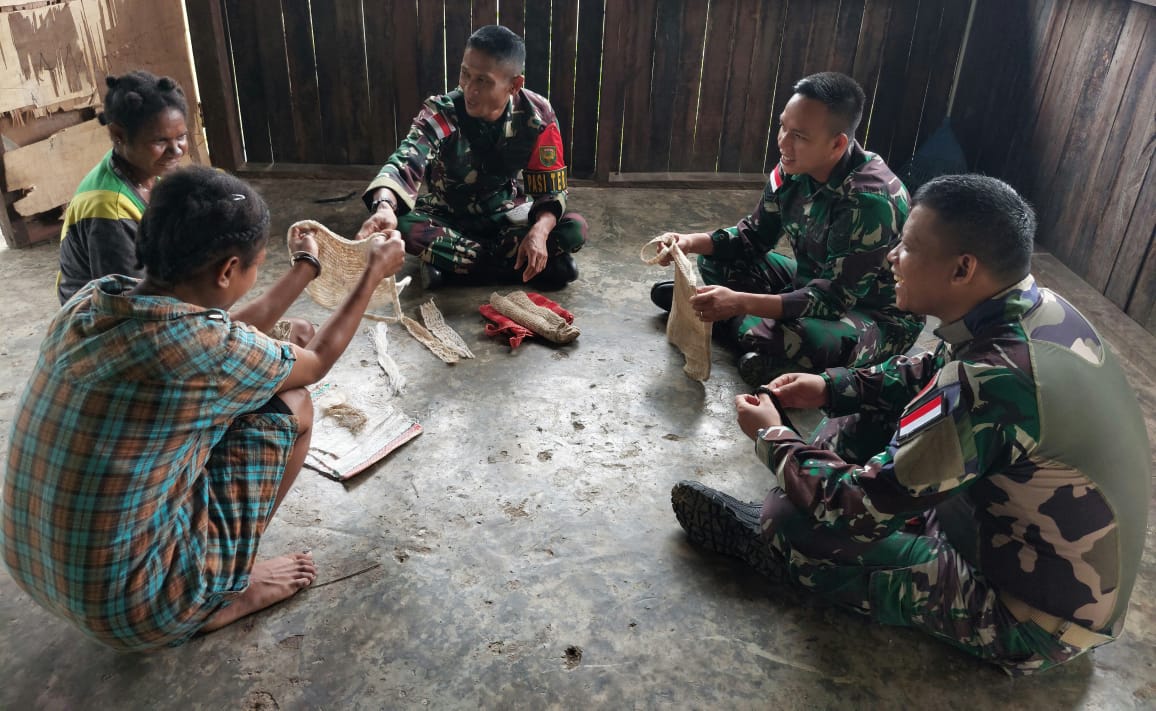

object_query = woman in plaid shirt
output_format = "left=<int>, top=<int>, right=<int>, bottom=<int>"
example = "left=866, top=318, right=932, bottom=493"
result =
left=2, top=166, right=405, bottom=650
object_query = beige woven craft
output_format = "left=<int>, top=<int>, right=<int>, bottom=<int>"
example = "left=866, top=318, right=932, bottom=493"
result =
left=490, top=290, right=580, bottom=344
left=402, top=316, right=462, bottom=363
left=641, top=235, right=711, bottom=381
left=287, top=219, right=407, bottom=320
left=419, top=299, right=474, bottom=358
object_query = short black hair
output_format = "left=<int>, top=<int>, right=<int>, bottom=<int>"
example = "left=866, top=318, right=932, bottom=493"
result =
left=792, top=72, right=866, bottom=137
left=912, top=174, right=1036, bottom=282
left=466, top=25, right=526, bottom=75
left=99, top=70, right=188, bottom=141
left=136, top=166, right=270, bottom=286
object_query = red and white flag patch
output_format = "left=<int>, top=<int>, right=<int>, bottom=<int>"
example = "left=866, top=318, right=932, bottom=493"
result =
left=426, top=112, right=453, bottom=140
left=769, top=163, right=786, bottom=192
left=898, top=393, right=947, bottom=440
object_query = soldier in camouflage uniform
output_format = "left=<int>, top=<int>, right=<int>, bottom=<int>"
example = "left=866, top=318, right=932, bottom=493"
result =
left=671, top=175, right=1150, bottom=675
left=358, top=25, right=585, bottom=290
left=651, top=72, right=921, bottom=384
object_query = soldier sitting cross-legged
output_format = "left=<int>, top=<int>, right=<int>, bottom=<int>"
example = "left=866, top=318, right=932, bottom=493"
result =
left=651, top=72, right=922, bottom=385
left=357, top=24, right=585, bottom=291
left=670, top=175, right=1151, bottom=675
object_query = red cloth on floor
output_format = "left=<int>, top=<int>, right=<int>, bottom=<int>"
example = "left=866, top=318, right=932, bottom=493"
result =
left=479, top=292, right=574, bottom=349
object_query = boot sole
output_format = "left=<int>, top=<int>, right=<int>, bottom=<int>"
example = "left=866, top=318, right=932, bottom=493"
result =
left=671, top=480, right=787, bottom=582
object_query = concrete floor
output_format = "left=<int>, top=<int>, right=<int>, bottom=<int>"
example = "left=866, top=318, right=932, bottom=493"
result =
left=0, top=183, right=1153, bottom=709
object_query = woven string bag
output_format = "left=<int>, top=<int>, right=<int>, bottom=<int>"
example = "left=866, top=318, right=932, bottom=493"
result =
left=287, top=220, right=407, bottom=321
left=641, top=236, right=711, bottom=381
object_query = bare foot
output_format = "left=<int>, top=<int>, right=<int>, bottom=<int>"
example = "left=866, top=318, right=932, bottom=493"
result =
left=200, top=552, right=317, bottom=632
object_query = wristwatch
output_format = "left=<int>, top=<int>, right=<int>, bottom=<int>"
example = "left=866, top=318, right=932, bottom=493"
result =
left=370, top=195, right=397, bottom=212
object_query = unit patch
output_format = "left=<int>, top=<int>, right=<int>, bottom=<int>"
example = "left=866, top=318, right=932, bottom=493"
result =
left=539, top=145, right=558, bottom=167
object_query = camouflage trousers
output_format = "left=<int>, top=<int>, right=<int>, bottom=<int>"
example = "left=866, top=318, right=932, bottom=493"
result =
left=756, top=412, right=1094, bottom=675
left=398, top=208, right=586, bottom=278
left=698, top=250, right=918, bottom=371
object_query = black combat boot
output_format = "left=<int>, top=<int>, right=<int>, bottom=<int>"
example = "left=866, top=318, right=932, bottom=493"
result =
left=670, top=480, right=787, bottom=582
left=532, top=253, right=579, bottom=290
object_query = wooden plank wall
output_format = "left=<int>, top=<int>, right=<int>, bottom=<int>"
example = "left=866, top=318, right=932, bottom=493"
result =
left=203, top=0, right=605, bottom=176
left=597, top=0, right=971, bottom=178
left=952, top=0, right=1156, bottom=333
left=195, top=0, right=968, bottom=180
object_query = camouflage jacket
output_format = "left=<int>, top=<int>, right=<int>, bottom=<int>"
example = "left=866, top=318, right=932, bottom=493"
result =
left=757, top=276, right=1150, bottom=632
left=363, top=88, right=568, bottom=225
left=711, top=142, right=915, bottom=328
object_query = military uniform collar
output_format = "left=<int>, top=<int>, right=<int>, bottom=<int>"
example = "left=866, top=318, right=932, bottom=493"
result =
left=934, top=275, right=1040, bottom=345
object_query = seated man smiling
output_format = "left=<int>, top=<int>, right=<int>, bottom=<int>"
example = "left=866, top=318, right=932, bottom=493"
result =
left=671, top=175, right=1150, bottom=675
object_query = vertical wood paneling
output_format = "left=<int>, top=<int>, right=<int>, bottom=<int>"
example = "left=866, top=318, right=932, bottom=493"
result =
left=523, top=2, right=551, bottom=95
left=417, top=2, right=446, bottom=97
left=223, top=0, right=271, bottom=162
left=915, top=0, right=971, bottom=149
left=741, top=0, right=787, bottom=174
left=666, top=1, right=710, bottom=171
left=690, top=0, right=739, bottom=170
left=1125, top=166, right=1156, bottom=329
left=850, top=0, right=891, bottom=150
left=643, top=0, right=686, bottom=172
left=860, top=0, right=918, bottom=160
left=473, top=0, right=498, bottom=28
left=619, top=0, right=660, bottom=172
left=186, top=0, right=243, bottom=170
left=888, top=0, right=947, bottom=166
left=389, top=2, right=422, bottom=148
left=803, top=1, right=843, bottom=78
left=203, top=0, right=975, bottom=175
left=312, top=0, right=371, bottom=164
left=827, top=0, right=866, bottom=76
left=363, top=2, right=396, bottom=163
left=550, top=0, right=581, bottom=156
left=503, top=0, right=526, bottom=37
left=569, top=1, right=604, bottom=178
left=1040, top=2, right=1132, bottom=261
left=594, top=0, right=628, bottom=180
left=445, top=1, right=472, bottom=90
left=282, top=0, right=326, bottom=164
left=717, top=0, right=763, bottom=172
left=951, top=0, right=1156, bottom=335
left=252, top=0, right=295, bottom=163
left=1085, top=9, right=1156, bottom=296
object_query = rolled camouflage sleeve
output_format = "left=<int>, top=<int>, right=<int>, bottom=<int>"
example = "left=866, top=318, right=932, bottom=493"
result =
left=779, top=191, right=903, bottom=320
left=762, top=357, right=1021, bottom=539
left=363, top=99, right=447, bottom=215
left=709, top=179, right=783, bottom=262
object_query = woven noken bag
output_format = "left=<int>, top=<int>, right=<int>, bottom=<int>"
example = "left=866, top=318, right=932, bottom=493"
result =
left=287, top=220, right=408, bottom=321
left=641, top=236, right=711, bottom=381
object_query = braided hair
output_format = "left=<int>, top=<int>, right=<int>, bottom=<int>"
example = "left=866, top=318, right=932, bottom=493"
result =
left=99, top=70, right=188, bottom=140
left=136, top=166, right=270, bottom=286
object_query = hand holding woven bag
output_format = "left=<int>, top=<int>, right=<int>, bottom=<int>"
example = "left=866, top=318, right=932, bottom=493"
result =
left=287, top=220, right=410, bottom=321
left=641, top=236, right=711, bottom=381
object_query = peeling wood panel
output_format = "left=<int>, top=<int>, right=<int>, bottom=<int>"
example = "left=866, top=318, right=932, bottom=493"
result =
left=0, top=0, right=205, bottom=220
left=3, top=118, right=107, bottom=215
